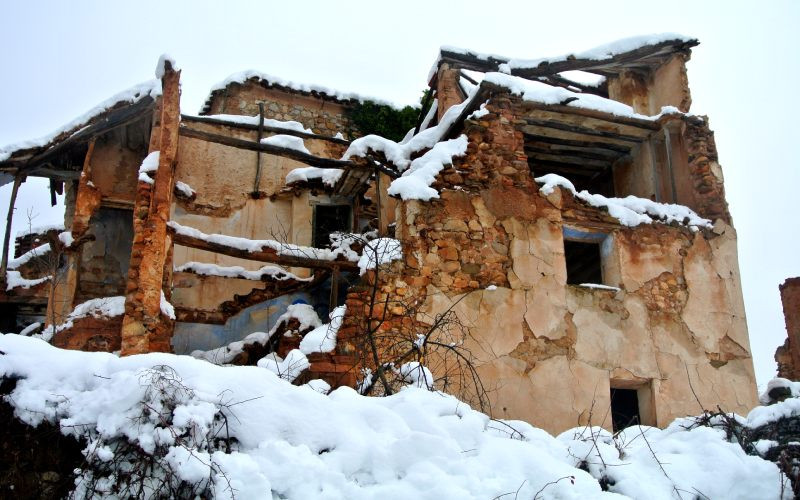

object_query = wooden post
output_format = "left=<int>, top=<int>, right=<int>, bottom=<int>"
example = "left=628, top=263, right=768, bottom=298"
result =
left=121, top=60, right=181, bottom=355
left=253, top=102, right=265, bottom=195
left=329, top=265, right=340, bottom=310
left=374, top=167, right=382, bottom=235
left=0, top=174, right=24, bottom=282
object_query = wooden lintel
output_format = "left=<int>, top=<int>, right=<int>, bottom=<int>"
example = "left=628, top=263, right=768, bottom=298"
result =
left=522, top=119, right=644, bottom=144
left=525, top=150, right=613, bottom=168
left=520, top=102, right=661, bottom=132
left=170, top=228, right=359, bottom=273
left=524, top=143, right=621, bottom=161
left=522, top=133, right=632, bottom=154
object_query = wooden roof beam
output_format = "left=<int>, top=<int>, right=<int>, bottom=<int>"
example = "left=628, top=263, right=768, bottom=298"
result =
left=179, top=125, right=399, bottom=179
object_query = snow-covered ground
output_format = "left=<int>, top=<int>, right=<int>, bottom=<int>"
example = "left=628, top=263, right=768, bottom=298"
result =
left=0, top=334, right=790, bottom=499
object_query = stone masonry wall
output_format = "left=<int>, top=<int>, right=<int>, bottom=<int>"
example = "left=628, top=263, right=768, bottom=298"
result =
left=204, top=82, right=356, bottom=138
left=776, top=277, right=800, bottom=380
left=339, top=94, right=757, bottom=434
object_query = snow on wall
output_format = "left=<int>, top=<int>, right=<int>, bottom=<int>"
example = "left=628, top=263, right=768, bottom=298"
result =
left=154, top=53, right=179, bottom=79
left=535, top=173, right=712, bottom=229
left=483, top=72, right=681, bottom=121
left=206, top=70, right=405, bottom=109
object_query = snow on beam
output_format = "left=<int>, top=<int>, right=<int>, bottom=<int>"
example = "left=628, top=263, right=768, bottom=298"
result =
left=433, top=35, right=698, bottom=81
left=168, top=223, right=359, bottom=272
left=178, top=125, right=399, bottom=178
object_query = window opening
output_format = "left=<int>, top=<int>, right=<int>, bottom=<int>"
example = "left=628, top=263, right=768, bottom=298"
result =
left=564, top=239, right=602, bottom=285
left=313, top=205, right=351, bottom=248
left=610, top=388, right=641, bottom=432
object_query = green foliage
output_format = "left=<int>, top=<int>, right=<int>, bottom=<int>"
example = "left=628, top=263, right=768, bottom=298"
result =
left=347, top=90, right=431, bottom=142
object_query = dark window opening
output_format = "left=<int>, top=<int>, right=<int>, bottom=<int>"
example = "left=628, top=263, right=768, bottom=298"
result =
left=313, top=205, right=351, bottom=248
left=564, top=240, right=602, bottom=285
left=610, top=388, right=641, bottom=432
left=529, top=164, right=615, bottom=197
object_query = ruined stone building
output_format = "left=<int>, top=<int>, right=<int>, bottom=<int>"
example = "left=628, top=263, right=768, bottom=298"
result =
left=776, top=277, right=800, bottom=380
left=0, top=35, right=758, bottom=434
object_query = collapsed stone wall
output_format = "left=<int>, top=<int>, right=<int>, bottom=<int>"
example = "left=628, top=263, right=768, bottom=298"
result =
left=339, top=95, right=757, bottom=433
left=776, top=277, right=800, bottom=380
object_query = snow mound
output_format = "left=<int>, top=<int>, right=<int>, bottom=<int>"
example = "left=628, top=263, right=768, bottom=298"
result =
left=0, top=335, right=787, bottom=499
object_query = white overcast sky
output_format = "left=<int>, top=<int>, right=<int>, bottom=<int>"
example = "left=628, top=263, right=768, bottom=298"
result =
left=1, top=0, right=798, bottom=388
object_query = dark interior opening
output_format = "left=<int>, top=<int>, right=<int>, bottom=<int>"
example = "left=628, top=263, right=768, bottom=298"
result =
left=529, top=164, right=615, bottom=197
left=610, top=388, right=641, bottom=432
left=564, top=240, right=602, bottom=285
left=313, top=205, right=351, bottom=248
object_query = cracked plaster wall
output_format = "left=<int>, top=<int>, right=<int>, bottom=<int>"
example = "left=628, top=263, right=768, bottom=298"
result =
left=349, top=96, right=757, bottom=434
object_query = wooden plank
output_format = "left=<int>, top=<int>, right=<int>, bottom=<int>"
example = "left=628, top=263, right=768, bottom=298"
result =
left=529, top=161, right=604, bottom=178
left=522, top=119, right=644, bottom=144
left=524, top=142, right=622, bottom=160
left=181, top=114, right=350, bottom=145
left=170, top=228, right=359, bottom=272
left=524, top=150, right=614, bottom=168
left=524, top=107, right=658, bottom=137
left=522, top=133, right=632, bottom=153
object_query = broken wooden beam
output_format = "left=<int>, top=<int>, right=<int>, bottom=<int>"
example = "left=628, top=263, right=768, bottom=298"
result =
left=0, top=174, right=24, bottom=281
left=169, top=228, right=359, bottom=273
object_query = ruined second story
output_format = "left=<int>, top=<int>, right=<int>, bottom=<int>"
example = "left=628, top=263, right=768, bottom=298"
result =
left=0, top=35, right=757, bottom=434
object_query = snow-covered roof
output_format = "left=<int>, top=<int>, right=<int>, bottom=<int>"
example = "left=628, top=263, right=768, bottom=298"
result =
left=482, top=72, right=682, bottom=122
left=200, top=70, right=404, bottom=115
left=429, top=33, right=697, bottom=82
left=0, top=80, right=161, bottom=165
